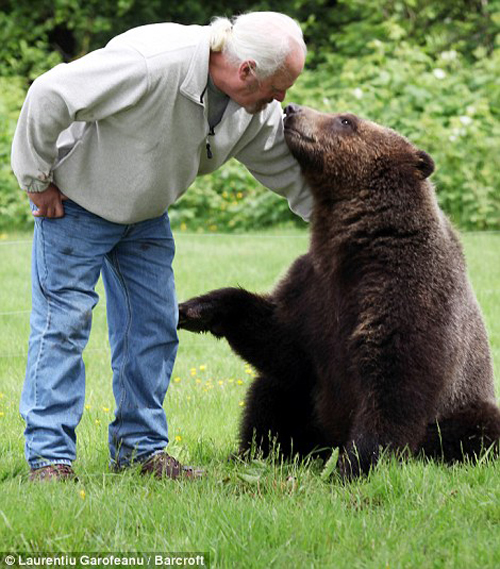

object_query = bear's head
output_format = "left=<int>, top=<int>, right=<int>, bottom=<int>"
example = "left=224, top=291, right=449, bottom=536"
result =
left=284, top=104, right=434, bottom=203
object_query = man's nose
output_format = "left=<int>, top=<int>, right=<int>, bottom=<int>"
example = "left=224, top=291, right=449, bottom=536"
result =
left=274, top=91, right=286, bottom=103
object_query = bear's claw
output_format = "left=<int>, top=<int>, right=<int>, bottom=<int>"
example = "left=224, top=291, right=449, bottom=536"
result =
left=178, top=300, right=215, bottom=333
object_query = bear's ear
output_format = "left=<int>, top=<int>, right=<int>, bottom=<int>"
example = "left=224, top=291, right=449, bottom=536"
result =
left=415, top=150, right=435, bottom=179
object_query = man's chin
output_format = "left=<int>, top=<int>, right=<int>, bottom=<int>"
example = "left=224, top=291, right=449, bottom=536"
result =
left=244, top=102, right=269, bottom=115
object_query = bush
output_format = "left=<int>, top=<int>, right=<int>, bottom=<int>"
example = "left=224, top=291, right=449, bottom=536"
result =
left=0, top=77, right=33, bottom=230
left=1, top=25, right=499, bottom=231
left=169, top=162, right=303, bottom=233
left=178, top=40, right=500, bottom=232
left=289, top=42, right=500, bottom=230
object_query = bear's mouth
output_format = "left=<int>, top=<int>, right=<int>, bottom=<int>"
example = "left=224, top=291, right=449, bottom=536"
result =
left=284, top=127, right=316, bottom=144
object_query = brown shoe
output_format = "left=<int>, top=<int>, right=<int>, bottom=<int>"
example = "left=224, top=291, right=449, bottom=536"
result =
left=29, top=464, right=77, bottom=482
left=140, top=452, right=204, bottom=480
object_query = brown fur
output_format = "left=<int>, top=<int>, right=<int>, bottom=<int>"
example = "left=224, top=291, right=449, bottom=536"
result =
left=178, top=104, right=500, bottom=479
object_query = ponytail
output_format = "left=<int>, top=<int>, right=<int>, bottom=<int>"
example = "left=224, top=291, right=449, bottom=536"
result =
left=209, top=17, right=233, bottom=52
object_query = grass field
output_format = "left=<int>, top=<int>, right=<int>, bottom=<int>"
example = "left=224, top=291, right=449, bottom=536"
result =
left=0, top=229, right=499, bottom=569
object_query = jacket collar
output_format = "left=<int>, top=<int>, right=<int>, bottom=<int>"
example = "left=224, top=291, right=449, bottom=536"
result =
left=179, top=27, right=246, bottom=123
left=180, top=29, right=211, bottom=106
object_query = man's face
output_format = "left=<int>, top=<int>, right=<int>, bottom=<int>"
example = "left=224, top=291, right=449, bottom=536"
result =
left=237, top=49, right=305, bottom=114
left=240, top=72, right=295, bottom=114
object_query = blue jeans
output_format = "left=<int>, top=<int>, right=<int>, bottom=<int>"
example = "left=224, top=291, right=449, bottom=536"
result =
left=20, top=200, right=178, bottom=469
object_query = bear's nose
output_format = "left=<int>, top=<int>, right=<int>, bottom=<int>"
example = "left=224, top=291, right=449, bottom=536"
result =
left=284, top=103, right=302, bottom=117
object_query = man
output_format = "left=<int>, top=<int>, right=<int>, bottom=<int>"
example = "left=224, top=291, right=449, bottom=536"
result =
left=11, top=12, right=312, bottom=482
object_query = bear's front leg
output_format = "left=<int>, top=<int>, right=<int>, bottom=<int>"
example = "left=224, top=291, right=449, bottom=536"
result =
left=179, top=287, right=309, bottom=380
left=178, top=287, right=274, bottom=338
left=179, top=287, right=284, bottom=375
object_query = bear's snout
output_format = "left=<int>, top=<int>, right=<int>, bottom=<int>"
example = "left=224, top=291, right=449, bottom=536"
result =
left=283, top=103, right=302, bottom=134
left=284, top=103, right=302, bottom=118
left=284, top=107, right=318, bottom=149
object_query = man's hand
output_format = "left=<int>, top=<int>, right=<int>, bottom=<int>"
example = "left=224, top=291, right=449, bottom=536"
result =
left=28, top=183, right=68, bottom=218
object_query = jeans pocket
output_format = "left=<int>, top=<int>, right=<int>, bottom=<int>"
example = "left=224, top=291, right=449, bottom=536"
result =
left=62, top=198, right=78, bottom=210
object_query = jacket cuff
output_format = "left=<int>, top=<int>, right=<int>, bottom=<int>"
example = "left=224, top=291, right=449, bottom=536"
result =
left=23, top=178, right=51, bottom=193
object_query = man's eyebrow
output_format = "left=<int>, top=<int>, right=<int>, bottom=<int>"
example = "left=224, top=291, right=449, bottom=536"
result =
left=272, top=81, right=291, bottom=92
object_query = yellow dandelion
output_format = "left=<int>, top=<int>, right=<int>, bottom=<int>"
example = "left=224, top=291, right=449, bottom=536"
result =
left=237, top=379, right=244, bottom=385
left=0, top=393, right=4, bottom=399
left=85, top=404, right=91, bottom=410
left=0, top=412, right=4, bottom=417
left=190, top=368, right=197, bottom=376
left=102, top=406, right=110, bottom=412
left=175, top=435, right=182, bottom=442
left=199, top=365, right=207, bottom=371
left=79, top=489, right=86, bottom=500
left=173, top=377, right=181, bottom=383
left=239, top=401, right=245, bottom=407
left=95, top=419, right=101, bottom=425
left=237, top=192, right=244, bottom=199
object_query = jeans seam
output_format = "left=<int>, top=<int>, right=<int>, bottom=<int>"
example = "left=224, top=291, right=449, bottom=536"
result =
left=28, top=220, right=52, bottom=462
left=108, top=249, right=133, bottom=455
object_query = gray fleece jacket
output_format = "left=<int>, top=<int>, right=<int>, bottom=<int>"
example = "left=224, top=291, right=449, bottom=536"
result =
left=11, top=23, right=313, bottom=224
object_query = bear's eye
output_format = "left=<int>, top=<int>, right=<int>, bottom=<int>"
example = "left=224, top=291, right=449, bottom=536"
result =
left=333, top=115, right=356, bottom=132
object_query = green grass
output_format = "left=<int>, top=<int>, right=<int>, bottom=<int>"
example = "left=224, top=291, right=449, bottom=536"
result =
left=0, top=229, right=499, bottom=569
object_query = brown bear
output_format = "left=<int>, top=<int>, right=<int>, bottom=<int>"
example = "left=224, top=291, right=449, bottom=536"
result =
left=178, top=103, right=500, bottom=479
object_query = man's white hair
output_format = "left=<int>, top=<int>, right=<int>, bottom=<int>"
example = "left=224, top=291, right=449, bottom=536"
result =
left=209, top=12, right=306, bottom=79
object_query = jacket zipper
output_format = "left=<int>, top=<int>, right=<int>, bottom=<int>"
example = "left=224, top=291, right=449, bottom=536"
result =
left=200, top=86, right=214, bottom=160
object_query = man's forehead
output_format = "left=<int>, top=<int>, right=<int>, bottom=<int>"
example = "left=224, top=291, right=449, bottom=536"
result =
left=276, top=49, right=304, bottom=86
left=287, top=46, right=306, bottom=74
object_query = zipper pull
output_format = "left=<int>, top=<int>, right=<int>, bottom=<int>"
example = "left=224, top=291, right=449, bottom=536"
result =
left=206, top=126, right=215, bottom=159
left=206, top=141, right=213, bottom=159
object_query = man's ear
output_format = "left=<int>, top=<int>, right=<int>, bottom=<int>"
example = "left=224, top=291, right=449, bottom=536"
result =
left=238, top=60, right=256, bottom=81
left=415, top=150, right=435, bottom=179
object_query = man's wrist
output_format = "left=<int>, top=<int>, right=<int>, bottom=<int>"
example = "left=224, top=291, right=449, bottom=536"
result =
left=24, top=180, right=51, bottom=193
